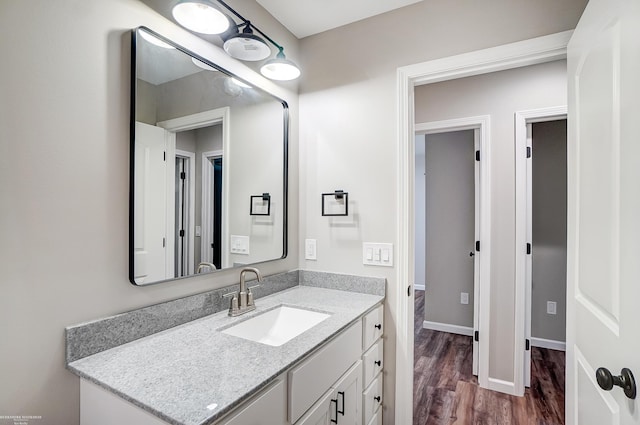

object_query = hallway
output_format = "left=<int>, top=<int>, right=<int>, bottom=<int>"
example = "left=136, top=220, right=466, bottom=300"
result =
left=413, top=291, right=565, bottom=425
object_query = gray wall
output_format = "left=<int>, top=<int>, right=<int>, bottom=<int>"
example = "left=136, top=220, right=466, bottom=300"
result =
left=531, top=120, right=567, bottom=342
left=423, top=130, right=475, bottom=328
left=0, top=1, right=299, bottom=424
left=299, top=0, right=586, bottom=417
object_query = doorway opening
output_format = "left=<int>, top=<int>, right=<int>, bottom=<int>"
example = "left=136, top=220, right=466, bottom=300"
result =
left=515, top=108, right=568, bottom=391
left=174, top=151, right=195, bottom=277
left=395, top=32, right=573, bottom=424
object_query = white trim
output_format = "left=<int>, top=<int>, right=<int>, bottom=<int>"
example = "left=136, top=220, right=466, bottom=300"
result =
left=413, top=284, right=425, bottom=291
left=487, top=378, right=517, bottom=395
left=164, top=131, right=176, bottom=280
left=157, top=107, right=231, bottom=271
left=530, top=337, right=567, bottom=351
left=175, top=149, right=196, bottom=276
left=415, top=116, right=490, bottom=379
left=201, top=150, right=226, bottom=268
left=396, top=32, right=572, bottom=422
left=514, top=106, right=567, bottom=389
left=422, top=321, right=474, bottom=337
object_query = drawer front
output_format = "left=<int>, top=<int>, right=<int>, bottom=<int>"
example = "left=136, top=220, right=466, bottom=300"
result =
left=362, top=304, right=384, bottom=351
left=362, top=376, right=383, bottom=425
left=366, top=406, right=382, bottom=425
left=219, top=377, right=287, bottom=425
left=362, top=339, right=384, bottom=388
left=289, top=321, right=363, bottom=424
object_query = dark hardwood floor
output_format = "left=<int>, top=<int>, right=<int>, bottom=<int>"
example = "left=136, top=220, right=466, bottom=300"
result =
left=413, top=290, right=565, bottom=425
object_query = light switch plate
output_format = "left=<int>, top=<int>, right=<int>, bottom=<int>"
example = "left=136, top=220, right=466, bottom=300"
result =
left=363, top=243, right=393, bottom=267
left=305, top=239, right=317, bottom=260
left=230, top=235, right=250, bottom=255
left=460, top=292, right=469, bottom=305
left=547, top=301, right=557, bottom=315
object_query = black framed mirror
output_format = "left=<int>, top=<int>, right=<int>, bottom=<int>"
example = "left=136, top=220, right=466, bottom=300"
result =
left=129, top=27, right=288, bottom=285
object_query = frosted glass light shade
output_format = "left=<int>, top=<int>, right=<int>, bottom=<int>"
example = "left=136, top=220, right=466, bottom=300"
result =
left=140, top=30, right=175, bottom=49
left=172, top=1, right=230, bottom=34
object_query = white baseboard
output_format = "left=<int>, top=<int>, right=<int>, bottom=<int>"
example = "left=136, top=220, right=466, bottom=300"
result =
left=422, top=320, right=473, bottom=337
left=414, top=284, right=425, bottom=291
left=487, top=377, right=518, bottom=396
left=530, top=337, right=566, bottom=351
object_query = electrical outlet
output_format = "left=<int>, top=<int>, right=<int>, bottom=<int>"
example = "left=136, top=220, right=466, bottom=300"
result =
left=305, top=239, right=317, bottom=260
left=547, top=301, right=557, bottom=315
left=460, top=292, right=469, bottom=305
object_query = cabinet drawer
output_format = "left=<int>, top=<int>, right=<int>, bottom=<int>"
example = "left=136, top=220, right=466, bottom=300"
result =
left=219, top=376, right=287, bottom=425
left=362, top=339, right=384, bottom=388
left=363, top=375, right=383, bottom=425
left=289, top=321, right=363, bottom=424
left=362, top=304, right=384, bottom=351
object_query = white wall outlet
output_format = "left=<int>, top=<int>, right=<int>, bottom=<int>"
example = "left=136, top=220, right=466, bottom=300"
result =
left=363, top=243, right=393, bottom=267
left=460, top=292, right=469, bottom=305
left=230, top=235, right=250, bottom=255
left=547, top=301, right=557, bottom=315
left=195, top=226, right=201, bottom=237
left=305, top=239, right=317, bottom=260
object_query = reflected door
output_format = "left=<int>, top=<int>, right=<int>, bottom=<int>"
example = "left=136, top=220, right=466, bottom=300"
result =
left=133, top=122, right=168, bottom=283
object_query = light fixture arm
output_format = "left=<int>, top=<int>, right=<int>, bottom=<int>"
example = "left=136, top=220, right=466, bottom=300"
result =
left=214, top=0, right=284, bottom=52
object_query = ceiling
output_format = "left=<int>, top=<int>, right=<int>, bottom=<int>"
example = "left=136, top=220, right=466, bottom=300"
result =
left=255, top=0, right=424, bottom=38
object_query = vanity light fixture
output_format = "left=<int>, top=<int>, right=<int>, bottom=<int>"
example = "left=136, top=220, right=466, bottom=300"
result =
left=260, top=47, right=301, bottom=81
left=223, top=22, right=271, bottom=61
left=171, top=0, right=301, bottom=81
left=172, top=0, right=230, bottom=35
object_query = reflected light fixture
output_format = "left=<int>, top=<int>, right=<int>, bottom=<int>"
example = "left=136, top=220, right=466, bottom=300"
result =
left=172, top=0, right=230, bottom=35
left=191, top=57, right=219, bottom=71
left=223, top=22, right=271, bottom=61
left=171, top=0, right=301, bottom=81
left=140, top=30, right=175, bottom=49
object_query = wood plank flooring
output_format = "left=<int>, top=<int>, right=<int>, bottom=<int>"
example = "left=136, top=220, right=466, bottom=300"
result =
left=413, top=290, right=565, bottom=425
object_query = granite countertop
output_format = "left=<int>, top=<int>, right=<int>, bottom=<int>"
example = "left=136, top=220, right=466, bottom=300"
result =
left=68, top=286, right=384, bottom=425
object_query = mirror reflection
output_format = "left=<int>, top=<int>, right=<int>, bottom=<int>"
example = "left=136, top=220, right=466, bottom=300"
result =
left=131, top=27, right=288, bottom=285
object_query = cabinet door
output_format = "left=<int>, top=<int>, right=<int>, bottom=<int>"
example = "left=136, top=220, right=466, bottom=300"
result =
left=295, top=388, right=335, bottom=425
left=333, top=361, right=362, bottom=425
left=219, top=377, right=287, bottom=425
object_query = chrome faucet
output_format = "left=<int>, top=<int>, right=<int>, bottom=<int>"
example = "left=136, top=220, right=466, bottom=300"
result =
left=227, top=267, right=262, bottom=316
left=196, top=262, right=217, bottom=273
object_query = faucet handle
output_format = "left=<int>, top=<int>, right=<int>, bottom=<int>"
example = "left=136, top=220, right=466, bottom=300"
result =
left=223, top=292, right=239, bottom=312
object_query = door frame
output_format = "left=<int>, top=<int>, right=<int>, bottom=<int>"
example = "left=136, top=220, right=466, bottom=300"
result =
left=202, top=150, right=225, bottom=268
left=157, top=107, right=231, bottom=272
left=415, top=116, right=491, bottom=379
left=395, top=30, right=573, bottom=422
left=514, top=106, right=567, bottom=387
left=175, top=150, right=196, bottom=276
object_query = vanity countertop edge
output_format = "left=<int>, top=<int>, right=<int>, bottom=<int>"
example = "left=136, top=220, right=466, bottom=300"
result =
left=67, top=285, right=384, bottom=425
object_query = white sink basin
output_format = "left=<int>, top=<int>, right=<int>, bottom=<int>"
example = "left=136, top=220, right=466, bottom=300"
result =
left=221, top=306, right=331, bottom=346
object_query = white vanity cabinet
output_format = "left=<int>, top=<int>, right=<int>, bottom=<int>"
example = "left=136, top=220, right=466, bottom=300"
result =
left=294, top=361, right=362, bottom=425
left=218, top=376, right=288, bottom=425
left=78, top=302, right=384, bottom=425
left=361, top=304, right=384, bottom=425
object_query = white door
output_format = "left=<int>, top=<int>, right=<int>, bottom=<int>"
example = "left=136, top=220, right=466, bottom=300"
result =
left=566, top=0, right=640, bottom=424
left=133, top=122, right=167, bottom=284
